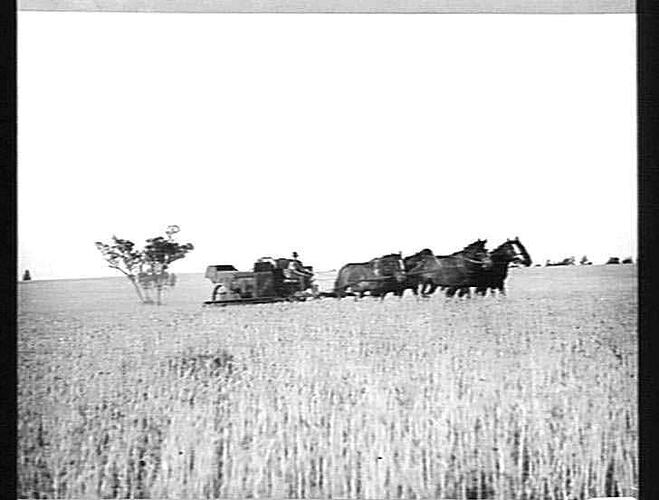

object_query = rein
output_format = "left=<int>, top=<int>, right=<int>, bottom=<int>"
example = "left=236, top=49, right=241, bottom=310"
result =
left=461, top=256, right=490, bottom=266
left=349, top=276, right=397, bottom=283
left=405, top=256, right=487, bottom=277
left=439, top=254, right=490, bottom=266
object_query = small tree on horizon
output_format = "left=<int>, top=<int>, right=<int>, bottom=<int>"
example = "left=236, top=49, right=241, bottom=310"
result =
left=95, top=225, right=194, bottom=305
left=580, top=255, right=592, bottom=265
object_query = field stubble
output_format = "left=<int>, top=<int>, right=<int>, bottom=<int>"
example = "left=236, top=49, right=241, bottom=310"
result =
left=18, top=266, right=637, bottom=499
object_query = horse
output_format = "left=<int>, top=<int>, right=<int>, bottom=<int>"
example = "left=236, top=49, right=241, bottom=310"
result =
left=402, top=248, right=435, bottom=297
left=439, top=239, right=494, bottom=297
left=334, top=253, right=406, bottom=300
left=408, top=240, right=493, bottom=297
left=474, top=237, right=532, bottom=296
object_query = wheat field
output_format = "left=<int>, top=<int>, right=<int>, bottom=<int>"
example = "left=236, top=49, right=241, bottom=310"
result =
left=18, top=265, right=637, bottom=499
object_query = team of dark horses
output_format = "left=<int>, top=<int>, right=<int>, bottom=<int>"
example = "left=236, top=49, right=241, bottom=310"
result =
left=333, top=238, right=532, bottom=300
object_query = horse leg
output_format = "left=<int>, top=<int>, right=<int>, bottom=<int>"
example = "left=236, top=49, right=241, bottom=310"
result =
left=426, top=279, right=439, bottom=296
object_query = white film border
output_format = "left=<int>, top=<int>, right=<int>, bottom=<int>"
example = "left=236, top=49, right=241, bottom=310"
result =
left=18, top=0, right=634, bottom=14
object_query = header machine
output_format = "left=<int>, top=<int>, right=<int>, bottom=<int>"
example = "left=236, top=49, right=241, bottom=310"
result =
left=204, top=257, right=314, bottom=306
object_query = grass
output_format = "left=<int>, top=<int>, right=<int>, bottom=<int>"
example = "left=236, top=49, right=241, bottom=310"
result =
left=18, top=265, right=637, bottom=499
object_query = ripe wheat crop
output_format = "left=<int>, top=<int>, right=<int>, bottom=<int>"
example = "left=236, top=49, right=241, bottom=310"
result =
left=18, top=266, right=637, bottom=499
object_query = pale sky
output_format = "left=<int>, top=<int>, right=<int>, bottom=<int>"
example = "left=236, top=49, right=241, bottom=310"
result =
left=18, top=13, right=636, bottom=280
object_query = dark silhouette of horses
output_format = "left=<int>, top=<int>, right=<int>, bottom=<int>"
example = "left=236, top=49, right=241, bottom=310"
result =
left=622, top=257, right=633, bottom=264
left=407, top=240, right=493, bottom=298
left=334, top=253, right=406, bottom=300
left=606, top=257, right=620, bottom=265
left=474, top=237, right=532, bottom=296
left=441, top=240, right=496, bottom=297
left=402, top=248, right=435, bottom=296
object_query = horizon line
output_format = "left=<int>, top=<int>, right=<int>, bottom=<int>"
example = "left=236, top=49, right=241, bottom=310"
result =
left=17, top=262, right=636, bottom=283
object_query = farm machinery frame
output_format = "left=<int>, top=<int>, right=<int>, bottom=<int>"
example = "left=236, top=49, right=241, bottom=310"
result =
left=204, top=258, right=315, bottom=306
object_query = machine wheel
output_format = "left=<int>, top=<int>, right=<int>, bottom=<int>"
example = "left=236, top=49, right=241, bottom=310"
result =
left=212, top=285, right=225, bottom=302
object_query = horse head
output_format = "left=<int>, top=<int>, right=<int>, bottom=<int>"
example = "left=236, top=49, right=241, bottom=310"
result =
left=511, top=237, right=532, bottom=266
left=463, top=240, right=492, bottom=270
left=463, top=239, right=487, bottom=252
left=404, top=248, right=433, bottom=271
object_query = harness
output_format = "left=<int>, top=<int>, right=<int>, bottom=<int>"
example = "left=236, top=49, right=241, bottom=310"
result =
left=340, top=252, right=489, bottom=287
left=410, top=254, right=487, bottom=269
left=462, top=255, right=490, bottom=266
